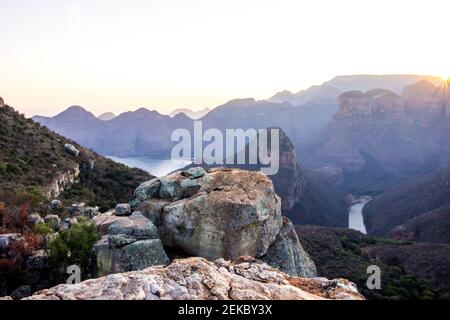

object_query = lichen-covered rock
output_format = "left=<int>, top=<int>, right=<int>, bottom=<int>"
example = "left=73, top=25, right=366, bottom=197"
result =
left=93, top=212, right=168, bottom=276
left=108, top=212, right=159, bottom=240
left=134, top=178, right=161, bottom=202
left=25, top=256, right=364, bottom=300
left=115, top=203, right=131, bottom=216
left=261, top=217, right=316, bottom=277
left=92, top=211, right=122, bottom=234
left=94, top=236, right=169, bottom=277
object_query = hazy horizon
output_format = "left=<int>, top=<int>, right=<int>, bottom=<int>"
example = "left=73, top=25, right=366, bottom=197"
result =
left=1, top=0, right=449, bottom=117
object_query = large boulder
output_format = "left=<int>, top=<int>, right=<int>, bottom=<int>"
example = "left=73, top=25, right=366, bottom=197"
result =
left=261, top=217, right=317, bottom=277
left=137, top=168, right=283, bottom=261
left=25, top=256, right=364, bottom=300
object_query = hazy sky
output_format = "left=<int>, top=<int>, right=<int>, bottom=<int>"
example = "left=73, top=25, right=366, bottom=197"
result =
left=1, top=0, right=449, bottom=117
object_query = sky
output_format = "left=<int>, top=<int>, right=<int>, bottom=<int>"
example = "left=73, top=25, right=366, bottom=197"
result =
left=0, top=0, right=449, bottom=117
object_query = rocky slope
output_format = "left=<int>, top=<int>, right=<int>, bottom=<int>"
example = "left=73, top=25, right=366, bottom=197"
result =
left=388, top=206, right=450, bottom=244
left=363, top=164, right=450, bottom=237
left=24, top=256, right=363, bottom=300
left=0, top=103, right=151, bottom=209
left=296, top=225, right=450, bottom=300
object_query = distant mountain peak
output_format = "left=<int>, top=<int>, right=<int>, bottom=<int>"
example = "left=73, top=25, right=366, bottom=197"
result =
left=54, top=105, right=97, bottom=121
left=97, top=112, right=116, bottom=121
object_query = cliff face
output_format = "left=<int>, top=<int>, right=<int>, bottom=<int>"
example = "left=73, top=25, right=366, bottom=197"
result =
left=25, top=256, right=364, bottom=300
left=45, top=164, right=80, bottom=198
left=299, top=80, right=450, bottom=193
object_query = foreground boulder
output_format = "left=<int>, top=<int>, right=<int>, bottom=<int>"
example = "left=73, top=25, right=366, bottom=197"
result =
left=134, top=167, right=316, bottom=277
left=136, top=168, right=283, bottom=261
left=25, top=256, right=364, bottom=300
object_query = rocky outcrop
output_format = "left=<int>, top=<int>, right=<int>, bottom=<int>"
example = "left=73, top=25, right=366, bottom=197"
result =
left=133, top=167, right=317, bottom=277
left=93, top=212, right=169, bottom=276
left=45, top=164, right=80, bottom=198
left=64, top=143, right=80, bottom=157
left=25, top=256, right=364, bottom=300
left=136, top=168, right=283, bottom=261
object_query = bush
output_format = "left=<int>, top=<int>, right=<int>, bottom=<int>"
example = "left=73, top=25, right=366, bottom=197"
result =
left=47, top=221, right=101, bottom=280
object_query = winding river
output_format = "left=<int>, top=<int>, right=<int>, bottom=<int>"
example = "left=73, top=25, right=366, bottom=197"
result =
left=348, top=196, right=371, bottom=234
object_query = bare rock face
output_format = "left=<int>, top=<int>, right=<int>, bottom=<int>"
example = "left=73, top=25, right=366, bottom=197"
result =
left=261, top=217, right=316, bottom=277
left=25, top=256, right=364, bottom=300
left=136, top=168, right=283, bottom=261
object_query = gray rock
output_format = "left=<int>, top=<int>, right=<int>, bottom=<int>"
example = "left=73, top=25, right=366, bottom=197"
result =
left=64, top=143, right=80, bottom=157
left=108, top=212, right=159, bottom=240
left=108, top=234, right=137, bottom=247
left=261, top=217, right=317, bottom=277
left=44, top=215, right=61, bottom=231
left=134, top=178, right=160, bottom=202
left=94, top=237, right=169, bottom=277
left=26, top=250, right=49, bottom=270
left=182, top=167, right=206, bottom=178
left=84, top=207, right=99, bottom=219
left=28, top=213, right=44, bottom=226
left=69, top=203, right=85, bottom=216
left=138, top=199, right=168, bottom=226
left=158, top=172, right=201, bottom=201
left=11, top=285, right=31, bottom=300
left=0, top=233, right=24, bottom=254
left=115, top=203, right=131, bottom=216
left=50, top=199, right=62, bottom=209
left=0, top=96, right=4, bottom=108
left=119, top=239, right=169, bottom=271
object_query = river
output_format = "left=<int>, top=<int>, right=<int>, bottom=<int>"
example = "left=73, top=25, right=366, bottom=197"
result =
left=107, top=156, right=192, bottom=177
left=348, top=195, right=371, bottom=234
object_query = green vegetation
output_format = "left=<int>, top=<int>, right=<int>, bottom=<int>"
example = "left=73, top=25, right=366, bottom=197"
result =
left=47, top=221, right=101, bottom=281
left=296, top=225, right=450, bottom=300
left=0, top=104, right=151, bottom=211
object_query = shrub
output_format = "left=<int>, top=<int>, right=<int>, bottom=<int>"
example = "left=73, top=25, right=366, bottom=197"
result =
left=47, top=221, right=101, bottom=280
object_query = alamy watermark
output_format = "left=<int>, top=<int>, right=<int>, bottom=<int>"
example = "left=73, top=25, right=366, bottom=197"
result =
left=171, top=121, right=280, bottom=175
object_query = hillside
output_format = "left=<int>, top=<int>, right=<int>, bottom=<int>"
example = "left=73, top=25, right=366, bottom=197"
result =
left=0, top=104, right=152, bottom=210
left=363, top=164, right=450, bottom=237
left=389, top=206, right=450, bottom=244
left=296, top=225, right=450, bottom=300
